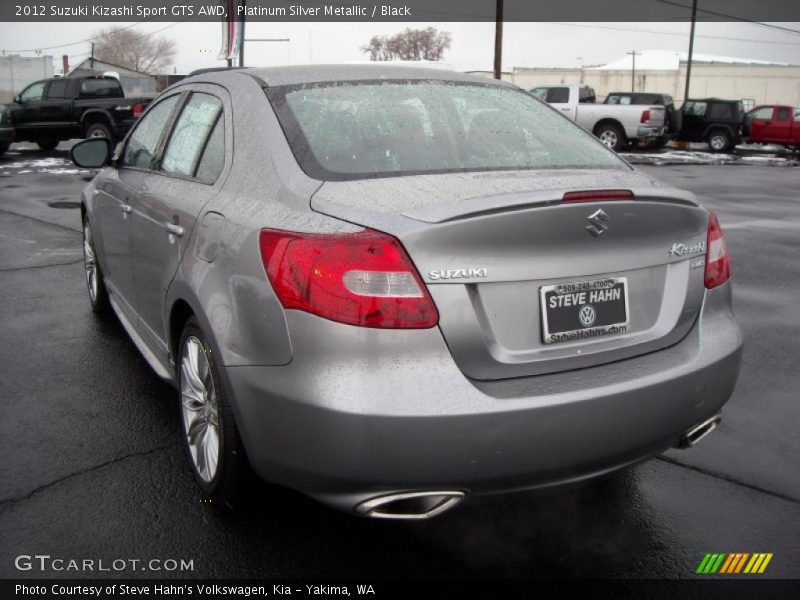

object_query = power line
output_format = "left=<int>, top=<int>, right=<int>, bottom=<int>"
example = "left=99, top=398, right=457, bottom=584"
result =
left=652, top=0, right=800, bottom=36
left=549, top=22, right=800, bottom=46
left=3, top=19, right=152, bottom=53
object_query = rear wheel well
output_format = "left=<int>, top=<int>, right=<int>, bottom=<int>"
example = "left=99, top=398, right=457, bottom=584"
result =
left=81, top=113, right=112, bottom=135
left=169, top=300, right=195, bottom=370
left=593, top=119, right=626, bottom=138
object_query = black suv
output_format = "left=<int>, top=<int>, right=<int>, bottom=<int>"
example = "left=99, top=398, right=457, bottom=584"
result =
left=604, top=92, right=681, bottom=149
left=676, top=98, right=745, bottom=152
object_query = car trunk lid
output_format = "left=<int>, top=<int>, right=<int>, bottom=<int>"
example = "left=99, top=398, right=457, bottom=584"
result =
left=311, top=169, right=709, bottom=380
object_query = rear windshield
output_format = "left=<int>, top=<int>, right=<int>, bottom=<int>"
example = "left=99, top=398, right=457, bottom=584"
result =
left=267, top=80, right=624, bottom=181
left=80, top=78, right=122, bottom=98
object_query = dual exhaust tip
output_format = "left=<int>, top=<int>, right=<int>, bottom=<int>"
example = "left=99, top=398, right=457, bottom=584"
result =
left=355, top=414, right=722, bottom=519
left=355, top=491, right=465, bottom=520
left=676, top=413, right=722, bottom=449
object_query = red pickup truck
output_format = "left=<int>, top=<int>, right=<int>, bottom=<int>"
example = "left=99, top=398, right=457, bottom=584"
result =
left=743, top=105, right=800, bottom=150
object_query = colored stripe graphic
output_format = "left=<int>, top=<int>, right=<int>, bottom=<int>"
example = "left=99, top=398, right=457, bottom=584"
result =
left=734, top=553, right=750, bottom=573
left=700, top=552, right=773, bottom=574
left=719, top=554, right=736, bottom=574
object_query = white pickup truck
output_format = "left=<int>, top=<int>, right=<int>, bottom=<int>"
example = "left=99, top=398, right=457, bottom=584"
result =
left=531, top=85, right=667, bottom=151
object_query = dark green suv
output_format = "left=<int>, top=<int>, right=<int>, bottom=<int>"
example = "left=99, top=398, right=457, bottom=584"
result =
left=676, top=98, right=745, bottom=152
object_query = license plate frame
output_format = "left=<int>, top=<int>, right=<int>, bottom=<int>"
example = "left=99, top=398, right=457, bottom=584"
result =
left=540, top=277, right=630, bottom=344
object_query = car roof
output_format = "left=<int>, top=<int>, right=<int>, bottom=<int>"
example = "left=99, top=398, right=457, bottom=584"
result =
left=179, top=64, right=515, bottom=89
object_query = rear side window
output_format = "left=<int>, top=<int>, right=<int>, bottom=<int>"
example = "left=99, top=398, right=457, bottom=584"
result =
left=268, top=80, right=624, bottom=181
left=122, top=95, right=180, bottom=169
left=47, top=79, right=68, bottom=99
left=708, top=103, right=733, bottom=120
left=80, top=78, right=122, bottom=98
left=160, top=93, right=223, bottom=180
left=776, top=107, right=791, bottom=120
left=194, top=116, right=225, bottom=183
left=532, top=87, right=570, bottom=103
left=546, top=87, right=570, bottom=103
left=684, top=101, right=707, bottom=117
left=578, top=88, right=596, bottom=104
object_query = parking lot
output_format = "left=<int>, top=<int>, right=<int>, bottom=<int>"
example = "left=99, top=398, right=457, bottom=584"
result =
left=1, top=142, right=798, bottom=579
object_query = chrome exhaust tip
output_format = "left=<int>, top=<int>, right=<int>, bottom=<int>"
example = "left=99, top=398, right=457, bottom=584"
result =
left=355, top=491, right=466, bottom=520
left=676, top=413, right=722, bottom=449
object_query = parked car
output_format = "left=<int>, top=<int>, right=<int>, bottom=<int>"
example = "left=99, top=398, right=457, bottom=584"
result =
left=743, top=105, right=800, bottom=150
left=603, top=91, right=682, bottom=149
left=530, top=84, right=667, bottom=151
left=0, top=104, right=13, bottom=157
left=3, top=75, right=152, bottom=150
left=69, top=65, right=742, bottom=519
left=676, top=98, right=745, bottom=152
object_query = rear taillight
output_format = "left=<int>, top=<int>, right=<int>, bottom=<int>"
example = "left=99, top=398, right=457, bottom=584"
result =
left=704, top=211, right=731, bottom=289
left=562, top=190, right=634, bottom=203
left=132, top=103, right=144, bottom=117
left=259, top=228, right=438, bottom=329
left=640, top=110, right=651, bottom=124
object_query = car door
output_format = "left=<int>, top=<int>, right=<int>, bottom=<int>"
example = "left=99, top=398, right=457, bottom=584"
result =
left=129, top=88, right=230, bottom=363
left=747, top=106, right=774, bottom=141
left=679, top=100, right=707, bottom=141
left=94, top=93, right=181, bottom=321
left=761, top=107, right=793, bottom=143
left=8, top=80, right=48, bottom=138
left=38, top=78, right=72, bottom=133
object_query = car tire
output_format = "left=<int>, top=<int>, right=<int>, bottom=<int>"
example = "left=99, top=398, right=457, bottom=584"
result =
left=595, top=123, right=625, bottom=152
left=36, top=139, right=59, bottom=151
left=82, top=217, right=109, bottom=313
left=0, top=141, right=9, bottom=157
left=178, top=318, right=248, bottom=504
left=707, top=130, right=732, bottom=153
left=85, top=123, right=113, bottom=140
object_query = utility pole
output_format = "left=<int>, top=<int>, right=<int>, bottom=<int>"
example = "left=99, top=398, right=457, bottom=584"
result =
left=627, top=50, right=641, bottom=92
left=90, top=42, right=94, bottom=69
left=684, top=0, right=698, bottom=101
left=239, top=0, right=245, bottom=67
left=493, top=0, right=503, bottom=80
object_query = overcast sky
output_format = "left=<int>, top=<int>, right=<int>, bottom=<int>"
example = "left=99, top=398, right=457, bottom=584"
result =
left=1, top=20, right=799, bottom=74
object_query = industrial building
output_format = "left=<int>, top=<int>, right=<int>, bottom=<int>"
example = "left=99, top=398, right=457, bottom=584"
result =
left=471, top=50, right=800, bottom=108
left=0, top=54, right=54, bottom=103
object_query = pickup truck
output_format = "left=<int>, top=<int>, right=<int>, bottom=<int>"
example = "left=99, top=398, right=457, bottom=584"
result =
left=743, top=105, right=800, bottom=150
left=603, top=91, right=682, bottom=149
left=530, top=84, right=666, bottom=152
left=2, top=75, right=152, bottom=151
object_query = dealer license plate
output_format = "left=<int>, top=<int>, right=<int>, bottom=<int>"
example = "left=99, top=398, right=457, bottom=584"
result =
left=540, top=277, right=629, bottom=344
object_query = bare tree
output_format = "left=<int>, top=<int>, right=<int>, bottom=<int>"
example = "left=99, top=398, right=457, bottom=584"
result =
left=360, top=28, right=452, bottom=62
left=92, top=27, right=177, bottom=74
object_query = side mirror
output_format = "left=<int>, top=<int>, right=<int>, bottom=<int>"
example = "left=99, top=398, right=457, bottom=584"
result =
left=70, top=138, right=113, bottom=168
left=13, top=95, right=21, bottom=104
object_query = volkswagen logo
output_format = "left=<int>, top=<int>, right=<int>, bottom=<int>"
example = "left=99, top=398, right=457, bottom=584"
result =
left=585, top=209, right=610, bottom=237
left=579, top=304, right=597, bottom=328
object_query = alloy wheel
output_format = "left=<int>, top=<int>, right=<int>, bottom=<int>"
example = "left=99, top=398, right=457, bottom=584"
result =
left=180, top=336, right=220, bottom=483
left=83, top=223, right=98, bottom=302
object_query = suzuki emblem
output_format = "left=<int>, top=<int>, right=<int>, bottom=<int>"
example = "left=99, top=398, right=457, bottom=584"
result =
left=586, top=209, right=610, bottom=237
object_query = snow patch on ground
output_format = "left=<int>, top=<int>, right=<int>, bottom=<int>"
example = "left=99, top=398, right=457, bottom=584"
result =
left=0, top=156, right=89, bottom=175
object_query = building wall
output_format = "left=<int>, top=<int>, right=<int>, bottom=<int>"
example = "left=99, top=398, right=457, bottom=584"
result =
left=473, top=64, right=800, bottom=106
left=0, top=55, right=54, bottom=103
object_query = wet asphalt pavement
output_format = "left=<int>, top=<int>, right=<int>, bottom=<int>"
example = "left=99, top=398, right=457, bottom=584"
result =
left=1, top=143, right=798, bottom=580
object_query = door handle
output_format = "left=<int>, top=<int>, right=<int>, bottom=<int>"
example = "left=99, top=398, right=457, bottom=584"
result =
left=121, top=204, right=132, bottom=214
left=164, top=222, right=184, bottom=237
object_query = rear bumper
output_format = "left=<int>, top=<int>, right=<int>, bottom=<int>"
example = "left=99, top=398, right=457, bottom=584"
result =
left=221, top=284, right=742, bottom=513
left=637, top=125, right=666, bottom=138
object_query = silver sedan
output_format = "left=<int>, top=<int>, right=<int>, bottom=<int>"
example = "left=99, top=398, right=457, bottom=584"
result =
left=69, top=65, right=742, bottom=519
